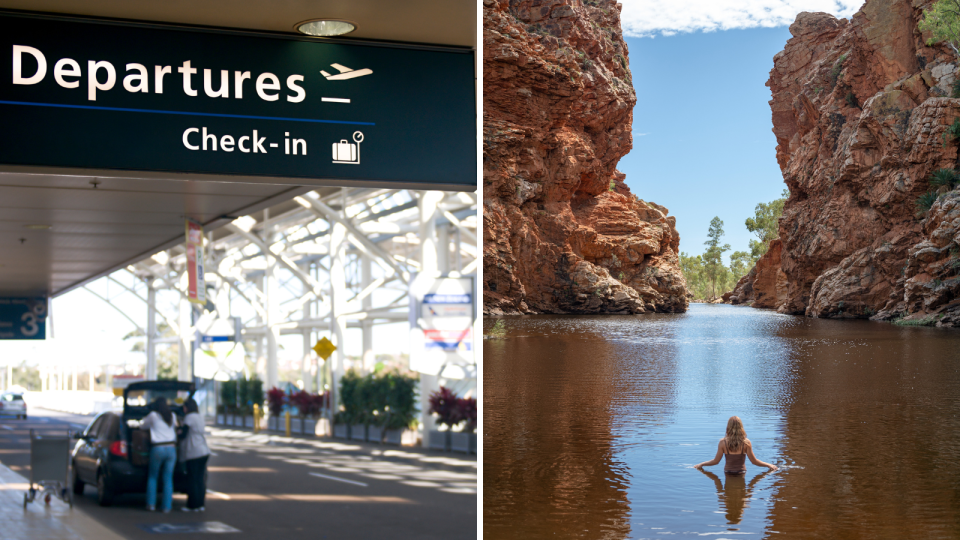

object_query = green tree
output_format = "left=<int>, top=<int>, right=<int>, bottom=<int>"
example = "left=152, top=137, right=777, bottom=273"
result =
left=703, top=217, right=731, bottom=299
left=729, top=251, right=752, bottom=282
left=920, top=0, right=960, bottom=57
left=680, top=252, right=709, bottom=300
left=745, top=189, right=788, bottom=259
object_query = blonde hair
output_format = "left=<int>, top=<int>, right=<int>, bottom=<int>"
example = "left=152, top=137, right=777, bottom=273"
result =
left=725, top=416, right=747, bottom=453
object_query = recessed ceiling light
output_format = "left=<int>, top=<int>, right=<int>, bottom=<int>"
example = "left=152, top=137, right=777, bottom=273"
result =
left=296, top=19, right=356, bottom=37
left=24, top=224, right=51, bottom=230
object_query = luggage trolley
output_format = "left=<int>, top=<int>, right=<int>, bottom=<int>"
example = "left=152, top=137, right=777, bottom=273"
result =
left=23, top=429, right=72, bottom=508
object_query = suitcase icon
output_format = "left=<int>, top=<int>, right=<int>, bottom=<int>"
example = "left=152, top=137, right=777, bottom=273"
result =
left=332, top=131, right=364, bottom=164
left=332, top=140, right=356, bottom=162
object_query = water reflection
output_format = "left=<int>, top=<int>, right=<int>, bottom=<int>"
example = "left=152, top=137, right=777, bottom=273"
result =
left=699, top=469, right=770, bottom=525
left=484, top=304, right=960, bottom=539
left=483, top=319, right=634, bottom=539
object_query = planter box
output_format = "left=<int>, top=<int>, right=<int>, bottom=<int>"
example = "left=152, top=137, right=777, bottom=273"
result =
left=226, top=416, right=234, bottom=426
left=333, top=423, right=350, bottom=439
left=383, top=428, right=418, bottom=446
left=469, top=433, right=477, bottom=454
left=216, top=414, right=224, bottom=425
left=304, top=419, right=318, bottom=437
left=367, top=425, right=383, bottom=444
left=268, top=417, right=279, bottom=431
left=349, top=424, right=367, bottom=442
left=450, top=432, right=470, bottom=453
left=244, top=416, right=254, bottom=429
left=427, top=430, right=450, bottom=451
left=290, top=418, right=302, bottom=434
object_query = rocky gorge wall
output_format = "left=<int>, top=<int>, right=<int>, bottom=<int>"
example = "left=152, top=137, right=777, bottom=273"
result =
left=728, top=0, right=960, bottom=326
left=482, top=0, right=687, bottom=315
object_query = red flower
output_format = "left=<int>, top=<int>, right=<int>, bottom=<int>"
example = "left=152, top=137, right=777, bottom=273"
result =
left=428, top=387, right=463, bottom=428
left=266, top=387, right=286, bottom=417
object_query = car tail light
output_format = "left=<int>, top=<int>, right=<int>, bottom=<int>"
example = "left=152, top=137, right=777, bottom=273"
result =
left=109, top=441, right=128, bottom=457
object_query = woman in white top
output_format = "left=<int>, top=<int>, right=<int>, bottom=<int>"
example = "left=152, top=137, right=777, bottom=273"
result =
left=179, top=398, right=210, bottom=511
left=140, top=397, right=178, bottom=512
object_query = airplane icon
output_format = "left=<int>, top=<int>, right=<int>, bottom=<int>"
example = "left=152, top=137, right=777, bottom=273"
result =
left=320, top=63, right=373, bottom=80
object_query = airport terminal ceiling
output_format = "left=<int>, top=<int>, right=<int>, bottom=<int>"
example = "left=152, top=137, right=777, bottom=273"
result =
left=0, top=0, right=476, bottom=48
left=0, top=1, right=477, bottom=299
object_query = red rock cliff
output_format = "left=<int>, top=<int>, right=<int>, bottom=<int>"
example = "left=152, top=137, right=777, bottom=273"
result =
left=482, top=0, right=687, bottom=315
left=735, top=0, right=960, bottom=325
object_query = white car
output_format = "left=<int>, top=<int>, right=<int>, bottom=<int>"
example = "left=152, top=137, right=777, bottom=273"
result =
left=0, top=392, right=27, bottom=419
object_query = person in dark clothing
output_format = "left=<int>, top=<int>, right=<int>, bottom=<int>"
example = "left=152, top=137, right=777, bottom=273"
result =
left=179, top=398, right=211, bottom=511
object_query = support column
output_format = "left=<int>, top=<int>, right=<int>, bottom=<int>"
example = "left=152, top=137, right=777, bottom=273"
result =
left=146, top=282, right=157, bottom=380
left=329, top=190, right=348, bottom=411
left=361, top=255, right=374, bottom=372
left=419, top=191, right=442, bottom=276
left=418, top=191, right=444, bottom=434
left=455, top=227, right=462, bottom=273
left=438, top=225, right=450, bottom=274
left=178, top=272, right=192, bottom=382
left=264, top=219, right=279, bottom=390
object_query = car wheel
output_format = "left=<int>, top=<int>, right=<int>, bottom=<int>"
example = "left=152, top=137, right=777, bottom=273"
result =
left=96, top=471, right=113, bottom=506
left=72, top=464, right=85, bottom=495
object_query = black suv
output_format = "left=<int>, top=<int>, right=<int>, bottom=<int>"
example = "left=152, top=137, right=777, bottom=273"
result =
left=71, top=380, right=195, bottom=506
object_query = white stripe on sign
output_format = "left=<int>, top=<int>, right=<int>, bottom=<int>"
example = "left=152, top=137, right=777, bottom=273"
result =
left=0, top=425, right=13, bottom=431
left=321, top=97, right=351, bottom=103
left=309, top=472, right=368, bottom=487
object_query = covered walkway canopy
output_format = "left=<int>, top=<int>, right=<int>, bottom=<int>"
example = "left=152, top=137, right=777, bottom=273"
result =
left=0, top=0, right=478, bottom=429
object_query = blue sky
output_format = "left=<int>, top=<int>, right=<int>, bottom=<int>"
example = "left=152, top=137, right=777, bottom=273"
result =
left=618, top=26, right=795, bottom=260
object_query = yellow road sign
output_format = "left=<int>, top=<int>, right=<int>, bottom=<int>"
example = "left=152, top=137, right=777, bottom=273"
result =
left=312, top=337, right=337, bottom=360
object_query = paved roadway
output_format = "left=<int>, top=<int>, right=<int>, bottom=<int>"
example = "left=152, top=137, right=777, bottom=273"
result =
left=0, top=408, right=477, bottom=539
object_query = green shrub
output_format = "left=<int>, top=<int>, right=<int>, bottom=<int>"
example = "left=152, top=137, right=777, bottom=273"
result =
left=929, top=168, right=958, bottom=189
left=944, top=118, right=960, bottom=145
left=237, top=377, right=249, bottom=414
left=893, top=314, right=938, bottom=326
left=248, top=377, right=263, bottom=411
left=220, top=380, right=237, bottom=414
left=829, top=53, right=847, bottom=87
left=953, top=77, right=960, bottom=98
left=917, top=191, right=939, bottom=215
left=609, top=179, right=616, bottom=191
left=336, top=369, right=419, bottom=430
left=336, top=369, right=363, bottom=424
left=380, top=372, right=419, bottom=430
left=485, top=319, right=507, bottom=339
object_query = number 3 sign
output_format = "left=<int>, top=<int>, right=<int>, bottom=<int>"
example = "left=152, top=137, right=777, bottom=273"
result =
left=0, top=297, right=48, bottom=340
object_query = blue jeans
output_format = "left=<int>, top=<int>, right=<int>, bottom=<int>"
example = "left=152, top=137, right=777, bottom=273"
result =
left=146, top=445, right=176, bottom=510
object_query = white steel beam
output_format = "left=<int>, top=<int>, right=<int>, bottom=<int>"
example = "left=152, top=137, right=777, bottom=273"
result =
left=226, top=222, right=326, bottom=301
left=294, top=195, right=409, bottom=282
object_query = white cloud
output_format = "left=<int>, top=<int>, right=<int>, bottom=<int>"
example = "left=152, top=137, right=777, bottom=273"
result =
left=619, top=0, right=865, bottom=37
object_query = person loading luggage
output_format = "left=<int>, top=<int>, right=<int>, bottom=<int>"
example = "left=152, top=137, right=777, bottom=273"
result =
left=141, top=397, right=178, bottom=512
left=179, top=398, right=211, bottom=512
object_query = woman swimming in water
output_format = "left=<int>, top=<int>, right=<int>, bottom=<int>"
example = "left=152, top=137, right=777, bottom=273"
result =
left=694, top=416, right=778, bottom=474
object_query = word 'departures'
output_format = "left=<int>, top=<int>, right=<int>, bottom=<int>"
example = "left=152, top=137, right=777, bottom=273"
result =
left=11, top=45, right=307, bottom=102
